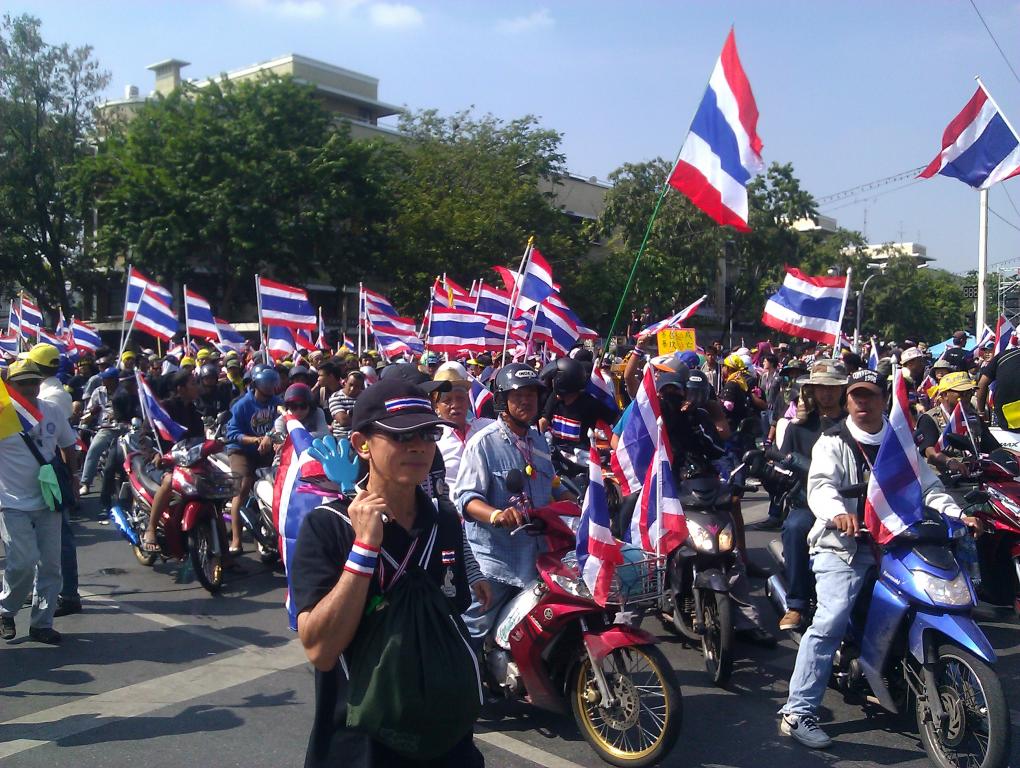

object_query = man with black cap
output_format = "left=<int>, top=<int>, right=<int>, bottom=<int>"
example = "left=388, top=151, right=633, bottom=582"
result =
left=290, top=377, right=486, bottom=767
left=0, top=361, right=79, bottom=644
left=778, top=369, right=975, bottom=750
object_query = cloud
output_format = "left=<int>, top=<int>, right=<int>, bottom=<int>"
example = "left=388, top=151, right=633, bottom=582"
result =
left=367, top=3, right=424, bottom=28
left=237, top=0, right=327, bottom=20
left=497, top=8, right=554, bottom=34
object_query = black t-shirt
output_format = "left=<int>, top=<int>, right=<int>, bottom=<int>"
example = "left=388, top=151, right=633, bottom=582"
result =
left=194, top=383, right=233, bottom=420
left=289, top=490, right=479, bottom=768
left=162, top=396, right=205, bottom=440
left=983, top=347, right=1020, bottom=429
left=543, top=391, right=617, bottom=449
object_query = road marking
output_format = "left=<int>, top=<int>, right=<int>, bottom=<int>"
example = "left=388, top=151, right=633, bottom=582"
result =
left=476, top=732, right=588, bottom=768
left=79, top=588, right=252, bottom=650
left=0, top=639, right=309, bottom=760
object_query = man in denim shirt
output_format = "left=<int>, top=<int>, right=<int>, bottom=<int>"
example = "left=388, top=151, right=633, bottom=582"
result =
left=454, top=364, right=576, bottom=648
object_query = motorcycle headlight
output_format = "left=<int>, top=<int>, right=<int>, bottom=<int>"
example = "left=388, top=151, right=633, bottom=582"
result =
left=912, top=569, right=973, bottom=607
left=717, top=523, right=734, bottom=552
left=687, top=520, right=716, bottom=553
left=548, top=572, right=591, bottom=599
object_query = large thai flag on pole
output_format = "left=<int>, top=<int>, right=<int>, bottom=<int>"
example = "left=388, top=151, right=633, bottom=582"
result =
left=918, top=84, right=1020, bottom=189
left=474, top=282, right=513, bottom=318
left=215, top=317, right=245, bottom=352
left=71, top=319, right=101, bottom=352
left=136, top=371, right=187, bottom=445
left=761, top=267, right=850, bottom=345
left=134, top=287, right=179, bottom=342
left=630, top=420, right=688, bottom=555
left=610, top=364, right=662, bottom=496
left=184, top=288, right=219, bottom=341
left=362, top=287, right=399, bottom=319
left=257, top=276, right=316, bottom=331
left=124, top=267, right=173, bottom=321
left=19, top=296, right=43, bottom=338
left=7, top=303, right=21, bottom=337
left=576, top=443, right=624, bottom=606
left=267, top=325, right=297, bottom=361
left=273, top=415, right=330, bottom=630
left=37, top=328, right=68, bottom=352
left=667, top=29, right=763, bottom=231
left=864, top=370, right=926, bottom=546
left=636, top=295, right=708, bottom=341
left=427, top=308, right=490, bottom=354
left=515, top=247, right=555, bottom=309
left=544, top=293, right=597, bottom=340
left=534, top=304, right=580, bottom=356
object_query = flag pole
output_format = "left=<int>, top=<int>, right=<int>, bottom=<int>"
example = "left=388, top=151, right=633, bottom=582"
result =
left=17, top=292, right=24, bottom=354
left=254, top=274, right=268, bottom=364
left=501, top=237, right=534, bottom=360
left=119, top=284, right=143, bottom=360
left=357, top=283, right=363, bottom=356
left=118, top=265, right=132, bottom=357
left=834, top=266, right=853, bottom=346
left=182, top=283, right=191, bottom=352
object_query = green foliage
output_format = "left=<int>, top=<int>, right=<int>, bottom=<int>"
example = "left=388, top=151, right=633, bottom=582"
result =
left=0, top=13, right=109, bottom=316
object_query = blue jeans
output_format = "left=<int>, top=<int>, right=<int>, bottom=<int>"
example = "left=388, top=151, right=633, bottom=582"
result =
left=782, top=507, right=815, bottom=611
left=780, top=552, right=874, bottom=717
left=463, top=579, right=519, bottom=653
left=81, top=427, right=118, bottom=488
left=60, top=509, right=79, bottom=601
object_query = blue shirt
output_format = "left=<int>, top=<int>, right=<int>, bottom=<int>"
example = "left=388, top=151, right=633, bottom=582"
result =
left=453, top=418, right=556, bottom=587
left=226, top=391, right=282, bottom=455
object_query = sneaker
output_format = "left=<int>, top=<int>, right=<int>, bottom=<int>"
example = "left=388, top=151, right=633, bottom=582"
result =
left=781, top=713, right=832, bottom=749
left=78, top=484, right=89, bottom=497
left=779, top=609, right=804, bottom=631
left=28, top=626, right=62, bottom=645
left=54, top=597, right=83, bottom=617
left=1, top=616, right=14, bottom=641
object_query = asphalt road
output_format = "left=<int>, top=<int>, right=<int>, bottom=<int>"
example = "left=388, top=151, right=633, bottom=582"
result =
left=2, top=492, right=1020, bottom=768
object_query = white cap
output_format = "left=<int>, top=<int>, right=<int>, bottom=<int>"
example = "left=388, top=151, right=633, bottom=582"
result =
left=901, top=347, right=925, bottom=364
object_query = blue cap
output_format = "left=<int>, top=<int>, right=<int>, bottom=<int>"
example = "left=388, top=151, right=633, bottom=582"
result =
left=101, top=366, right=120, bottom=380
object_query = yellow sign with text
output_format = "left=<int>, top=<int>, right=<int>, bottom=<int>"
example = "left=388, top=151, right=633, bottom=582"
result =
left=656, top=328, right=697, bottom=355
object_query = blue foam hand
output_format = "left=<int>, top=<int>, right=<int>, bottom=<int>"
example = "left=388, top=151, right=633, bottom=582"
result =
left=308, top=434, right=360, bottom=494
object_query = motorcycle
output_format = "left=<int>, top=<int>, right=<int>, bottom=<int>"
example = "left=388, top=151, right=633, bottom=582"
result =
left=550, top=444, right=624, bottom=538
left=482, top=470, right=682, bottom=767
left=238, top=464, right=281, bottom=564
left=767, top=478, right=1011, bottom=768
left=110, top=430, right=237, bottom=594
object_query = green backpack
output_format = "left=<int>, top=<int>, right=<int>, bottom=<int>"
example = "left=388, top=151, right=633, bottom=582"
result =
left=343, top=520, right=483, bottom=759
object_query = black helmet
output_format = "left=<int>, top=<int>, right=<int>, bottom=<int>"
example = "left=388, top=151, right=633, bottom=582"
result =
left=552, top=357, right=586, bottom=395
left=493, top=363, right=545, bottom=413
left=684, top=369, right=712, bottom=407
left=198, top=363, right=219, bottom=381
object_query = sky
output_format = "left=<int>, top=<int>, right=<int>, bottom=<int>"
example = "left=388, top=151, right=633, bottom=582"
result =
left=13, top=0, right=1020, bottom=276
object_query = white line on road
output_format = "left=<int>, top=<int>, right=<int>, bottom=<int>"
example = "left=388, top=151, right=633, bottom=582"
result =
left=0, top=639, right=309, bottom=760
left=476, top=731, right=589, bottom=768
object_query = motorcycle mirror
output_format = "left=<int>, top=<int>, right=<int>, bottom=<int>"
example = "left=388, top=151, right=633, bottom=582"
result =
left=505, top=468, right=525, bottom=494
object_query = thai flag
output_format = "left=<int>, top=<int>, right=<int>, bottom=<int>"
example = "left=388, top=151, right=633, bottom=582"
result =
left=936, top=401, right=970, bottom=452
left=136, top=371, right=186, bottom=444
left=994, top=314, right=1015, bottom=356
left=516, top=248, right=556, bottom=309
left=469, top=375, right=493, bottom=416
left=0, top=333, right=18, bottom=356
left=124, top=267, right=173, bottom=321
left=576, top=443, right=623, bottom=606
left=133, top=287, right=179, bottom=342
left=7, top=303, right=21, bottom=337
left=369, top=313, right=418, bottom=336
left=586, top=367, right=620, bottom=419
left=37, top=328, right=68, bottom=352
left=315, top=308, right=327, bottom=350
left=544, top=293, right=597, bottom=340
left=267, top=325, right=296, bottom=361
left=362, top=287, right=399, bottom=318
left=531, top=305, right=577, bottom=356
left=636, top=295, right=708, bottom=341
left=257, top=276, right=316, bottom=331
left=215, top=317, right=245, bottom=352
left=761, top=266, right=849, bottom=345
left=474, top=282, right=513, bottom=318
left=867, top=337, right=880, bottom=371
left=19, top=296, right=43, bottom=337
left=667, top=29, right=763, bottom=231
left=427, top=308, right=489, bottom=354
left=184, top=288, right=219, bottom=341
left=9, top=384, right=42, bottom=431
left=550, top=414, right=582, bottom=442
left=434, top=277, right=474, bottom=310
left=863, top=370, right=925, bottom=546
left=630, top=420, right=688, bottom=555
left=610, top=365, right=661, bottom=496
left=273, top=415, right=330, bottom=630
left=919, top=84, right=1020, bottom=190
left=975, top=325, right=995, bottom=351
left=374, top=329, right=422, bottom=358
left=342, top=334, right=355, bottom=352
left=55, top=310, right=68, bottom=339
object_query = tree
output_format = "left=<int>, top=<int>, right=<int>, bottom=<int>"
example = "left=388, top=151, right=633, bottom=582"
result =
left=72, top=76, right=398, bottom=316
left=0, top=14, right=109, bottom=317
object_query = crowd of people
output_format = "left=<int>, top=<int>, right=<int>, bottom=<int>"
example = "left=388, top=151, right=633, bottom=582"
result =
left=1, top=323, right=1018, bottom=765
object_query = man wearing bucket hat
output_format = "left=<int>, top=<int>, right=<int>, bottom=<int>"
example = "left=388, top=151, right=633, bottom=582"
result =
left=0, top=361, right=79, bottom=644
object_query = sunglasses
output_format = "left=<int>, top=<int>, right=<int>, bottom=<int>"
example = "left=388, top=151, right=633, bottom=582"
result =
left=372, top=426, right=443, bottom=444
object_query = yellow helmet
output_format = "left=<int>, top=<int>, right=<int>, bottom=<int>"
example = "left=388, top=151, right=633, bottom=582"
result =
left=27, top=343, right=60, bottom=369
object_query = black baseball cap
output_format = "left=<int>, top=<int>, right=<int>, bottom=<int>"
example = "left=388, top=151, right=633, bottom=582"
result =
left=351, top=378, right=455, bottom=434
left=846, top=369, right=887, bottom=395
left=379, top=362, right=451, bottom=395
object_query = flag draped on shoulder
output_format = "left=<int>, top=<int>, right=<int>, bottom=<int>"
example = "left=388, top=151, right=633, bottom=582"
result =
left=667, top=29, right=763, bottom=231
left=761, top=267, right=849, bottom=345
left=919, top=84, right=1020, bottom=190
left=863, top=370, right=925, bottom=546
left=0, top=379, right=42, bottom=437
left=136, top=372, right=187, bottom=444
left=610, top=365, right=661, bottom=496
left=576, top=443, right=623, bottom=606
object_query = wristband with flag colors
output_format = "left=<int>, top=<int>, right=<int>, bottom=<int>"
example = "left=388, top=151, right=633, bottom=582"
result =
left=345, top=540, right=380, bottom=577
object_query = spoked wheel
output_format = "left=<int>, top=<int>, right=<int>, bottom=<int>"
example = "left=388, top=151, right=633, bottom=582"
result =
left=188, top=520, right=223, bottom=594
left=571, top=644, right=682, bottom=767
left=700, top=590, right=734, bottom=686
left=916, top=642, right=1010, bottom=768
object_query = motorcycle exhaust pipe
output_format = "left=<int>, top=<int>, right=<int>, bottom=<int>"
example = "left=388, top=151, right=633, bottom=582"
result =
left=766, top=573, right=790, bottom=617
left=109, top=503, right=141, bottom=546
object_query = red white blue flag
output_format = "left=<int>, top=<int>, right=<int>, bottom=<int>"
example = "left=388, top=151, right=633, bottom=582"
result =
left=0, top=333, right=18, bottom=356
left=586, top=367, right=620, bottom=419
left=257, top=276, right=316, bottom=331
left=427, top=308, right=490, bottom=354
left=636, top=295, right=707, bottom=341
left=125, top=267, right=173, bottom=321
left=215, top=317, right=245, bottom=353
left=184, top=288, right=219, bottom=341
left=133, top=286, right=178, bottom=342
left=469, top=375, right=493, bottom=417
left=71, top=319, right=102, bottom=352
left=919, top=84, right=1020, bottom=190
left=994, top=314, right=1016, bottom=356
left=667, top=29, right=763, bottom=231
left=9, top=385, right=42, bottom=431
left=576, top=443, right=623, bottom=606
left=19, top=296, right=43, bottom=337
left=936, top=400, right=970, bottom=452
left=864, top=370, right=925, bottom=546
left=267, top=325, right=297, bottom=361
left=761, top=267, right=850, bottom=345
left=610, top=364, right=662, bottom=496
left=631, top=420, right=688, bottom=555
left=474, top=281, right=513, bottom=318
left=136, top=371, right=186, bottom=444
left=7, top=303, right=20, bottom=337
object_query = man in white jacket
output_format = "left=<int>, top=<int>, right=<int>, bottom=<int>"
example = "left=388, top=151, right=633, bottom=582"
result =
left=778, top=369, right=979, bottom=749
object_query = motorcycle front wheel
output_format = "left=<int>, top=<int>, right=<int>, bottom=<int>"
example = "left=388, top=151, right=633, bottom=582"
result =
left=570, top=644, right=682, bottom=767
left=189, top=520, right=223, bottom=594
left=700, top=590, right=734, bottom=687
left=915, top=641, right=1010, bottom=768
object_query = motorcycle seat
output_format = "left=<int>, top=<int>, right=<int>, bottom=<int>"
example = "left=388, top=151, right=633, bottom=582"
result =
left=131, top=454, right=167, bottom=496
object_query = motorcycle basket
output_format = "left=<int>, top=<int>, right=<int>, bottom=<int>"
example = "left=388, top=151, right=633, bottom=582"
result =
left=196, top=471, right=241, bottom=501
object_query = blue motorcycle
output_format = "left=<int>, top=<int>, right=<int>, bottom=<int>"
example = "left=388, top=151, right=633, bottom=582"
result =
left=769, top=496, right=1011, bottom=768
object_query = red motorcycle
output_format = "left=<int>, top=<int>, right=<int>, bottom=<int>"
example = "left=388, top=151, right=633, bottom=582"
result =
left=114, top=429, right=236, bottom=594
left=481, top=482, right=682, bottom=766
